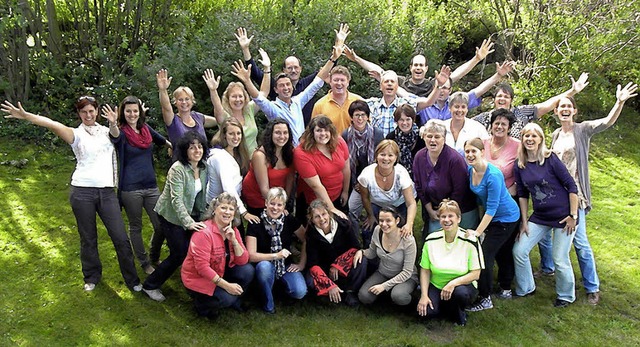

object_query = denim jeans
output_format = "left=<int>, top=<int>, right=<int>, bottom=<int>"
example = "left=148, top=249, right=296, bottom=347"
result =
left=189, top=263, right=254, bottom=318
left=537, top=208, right=599, bottom=293
left=120, top=188, right=162, bottom=268
left=143, top=216, right=191, bottom=290
left=255, top=261, right=307, bottom=312
left=513, top=221, right=576, bottom=302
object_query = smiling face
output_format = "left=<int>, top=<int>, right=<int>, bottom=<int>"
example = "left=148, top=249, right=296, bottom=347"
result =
left=311, top=207, right=331, bottom=232
left=351, top=110, right=369, bottom=131
left=330, top=73, right=349, bottom=97
left=522, top=129, right=542, bottom=154
left=464, top=143, right=483, bottom=166
left=423, top=130, right=445, bottom=154
left=397, top=113, right=414, bottom=133
left=376, top=146, right=398, bottom=169
left=275, top=77, right=293, bottom=100
left=78, top=104, right=98, bottom=126
left=225, top=125, right=242, bottom=149
left=380, top=72, right=399, bottom=98
left=555, top=97, right=577, bottom=123
left=410, top=55, right=427, bottom=82
left=271, top=123, right=289, bottom=148
left=174, top=91, right=193, bottom=113
left=284, top=56, right=302, bottom=83
left=123, top=103, right=140, bottom=128
left=449, top=101, right=468, bottom=121
left=265, top=197, right=285, bottom=219
left=491, top=116, right=510, bottom=139
left=439, top=209, right=460, bottom=232
left=214, top=202, right=236, bottom=227
left=313, top=126, right=331, bottom=146
left=494, top=89, right=513, bottom=110
left=227, top=86, right=246, bottom=112
left=378, top=211, right=399, bottom=233
left=187, top=140, right=204, bottom=164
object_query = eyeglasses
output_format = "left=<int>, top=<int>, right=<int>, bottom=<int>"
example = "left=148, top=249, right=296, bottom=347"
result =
left=352, top=113, right=368, bottom=119
left=77, top=96, right=96, bottom=102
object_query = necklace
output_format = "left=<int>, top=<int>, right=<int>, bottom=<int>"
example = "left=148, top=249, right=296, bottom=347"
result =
left=376, top=166, right=394, bottom=182
left=491, top=139, right=506, bottom=156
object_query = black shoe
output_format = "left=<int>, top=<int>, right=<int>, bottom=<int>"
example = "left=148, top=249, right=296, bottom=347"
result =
left=553, top=299, right=571, bottom=308
left=455, top=311, right=467, bottom=327
left=232, top=301, right=249, bottom=313
left=343, top=292, right=360, bottom=307
left=263, top=307, right=276, bottom=315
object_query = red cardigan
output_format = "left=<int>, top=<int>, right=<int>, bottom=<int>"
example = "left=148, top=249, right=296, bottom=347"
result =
left=181, top=220, right=249, bottom=296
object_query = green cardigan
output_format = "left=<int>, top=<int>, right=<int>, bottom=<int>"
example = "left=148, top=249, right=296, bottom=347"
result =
left=154, top=161, right=208, bottom=228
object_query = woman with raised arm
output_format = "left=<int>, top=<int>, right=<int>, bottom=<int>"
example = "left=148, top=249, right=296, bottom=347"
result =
left=206, top=118, right=260, bottom=232
left=246, top=188, right=307, bottom=314
left=354, top=206, right=418, bottom=307
left=417, top=200, right=483, bottom=326
left=535, top=82, right=637, bottom=306
left=141, top=131, right=209, bottom=302
left=156, top=69, right=217, bottom=157
left=357, top=140, right=417, bottom=247
left=385, top=104, right=425, bottom=177
left=242, top=118, right=295, bottom=216
left=104, top=96, right=171, bottom=275
left=181, top=193, right=254, bottom=319
left=1, top=97, right=141, bottom=292
left=294, top=115, right=350, bottom=221
left=512, top=123, right=579, bottom=308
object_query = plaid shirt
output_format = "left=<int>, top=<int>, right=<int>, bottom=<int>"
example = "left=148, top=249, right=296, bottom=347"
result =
left=365, top=96, right=418, bottom=137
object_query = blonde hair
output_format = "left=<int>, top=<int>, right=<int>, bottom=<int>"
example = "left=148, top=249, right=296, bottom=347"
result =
left=437, top=199, right=461, bottom=219
left=202, top=192, right=238, bottom=221
left=375, top=140, right=400, bottom=165
left=222, top=82, right=250, bottom=115
left=517, top=123, right=552, bottom=169
left=172, top=86, right=196, bottom=105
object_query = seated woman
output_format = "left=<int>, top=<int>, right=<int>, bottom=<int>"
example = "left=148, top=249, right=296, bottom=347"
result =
left=305, top=199, right=367, bottom=306
left=242, top=119, right=295, bottom=216
left=417, top=200, right=484, bottom=326
left=385, top=104, right=425, bottom=177
left=513, top=123, right=579, bottom=308
left=354, top=207, right=418, bottom=306
left=181, top=193, right=255, bottom=319
left=463, top=138, right=519, bottom=312
left=357, top=140, right=417, bottom=246
left=207, top=118, right=260, bottom=228
left=246, top=188, right=307, bottom=314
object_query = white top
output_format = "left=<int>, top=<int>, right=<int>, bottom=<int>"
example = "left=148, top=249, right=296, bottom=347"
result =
left=206, top=148, right=247, bottom=214
left=444, top=118, right=489, bottom=156
left=357, top=163, right=416, bottom=207
left=70, top=124, right=116, bottom=188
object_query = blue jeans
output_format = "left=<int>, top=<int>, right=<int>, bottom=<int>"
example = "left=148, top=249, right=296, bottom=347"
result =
left=120, top=188, right=162, bottom=268
left=513, top=221, right=576, bottom=302
left=537, top=208, right=599, bottom=293
left=255, top=261, right=307, bottom=312
left=189, top=263, right=254, bottom=318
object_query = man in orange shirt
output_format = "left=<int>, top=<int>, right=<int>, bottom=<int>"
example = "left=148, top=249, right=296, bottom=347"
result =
left=311, top=66, right=362, bottom=134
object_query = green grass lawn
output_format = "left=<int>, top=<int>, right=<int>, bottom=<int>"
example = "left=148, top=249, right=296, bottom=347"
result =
left=1, top=129, right=639, bottom=346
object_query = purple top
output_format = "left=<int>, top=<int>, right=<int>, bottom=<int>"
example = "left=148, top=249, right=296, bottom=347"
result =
left=412, top=144, right=477, bottom=213
left=417, top=92, right=481, bottom=125
left=514, top=153, right=578, bottom=228
left=166, top=111, right=207, bottom=147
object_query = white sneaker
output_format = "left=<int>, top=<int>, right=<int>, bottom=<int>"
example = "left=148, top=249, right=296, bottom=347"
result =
left=143, top=288, right=166, bottom=302
left=466, top=296, right=493, bottom=312
left=132, top=284, right=143, bottom=292
left=83, top=283, right=96, bottom=291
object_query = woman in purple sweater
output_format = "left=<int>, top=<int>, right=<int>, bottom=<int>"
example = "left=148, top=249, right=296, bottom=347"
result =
left=512, top=123, right=578, bottom=308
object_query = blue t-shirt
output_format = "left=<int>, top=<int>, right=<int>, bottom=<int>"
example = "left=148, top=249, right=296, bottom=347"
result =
left=468, top=163, right=519, bottom=223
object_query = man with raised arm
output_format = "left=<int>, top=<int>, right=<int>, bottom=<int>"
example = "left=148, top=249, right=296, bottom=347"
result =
left=311, top=65, right=363, bottom=134
left=472, top=73, right=590, bottom=139
left=344, top=39, right=494, bottom=97
left=236, top=24, right=350, bottom=126
left=232, top=46, right=342, bottom=146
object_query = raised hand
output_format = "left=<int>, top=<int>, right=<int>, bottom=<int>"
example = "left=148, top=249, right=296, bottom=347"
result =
left=570, top=72, right=590, bottom=94
left=156, top=69, right=172, bottom=90
left=202, top=69, right=220, bottom=90
left=331, top=45, right=344, bottom=62
left=101, top=104, right=118, bottom=124
left=617, top=82, right=638, bottom=102
left=257, top=48, right=271, bottom=69
left=1, top=101, right=29, bottom=120
left=334, top=23, right=350, bottom=47
left=496, top=61, right=515, bottom=77
left=231, top=60, right=251, bottom=82
left=435, top=65, right=452, bottom=86
left=343, top=45, right=357, bottom=62
left=475, top=39, right=495, bottom=61
left=235, top=27, right=253, bottom=50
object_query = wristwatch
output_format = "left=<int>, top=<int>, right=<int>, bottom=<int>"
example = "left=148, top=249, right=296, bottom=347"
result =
left=571, top=214, right=578, bottom=220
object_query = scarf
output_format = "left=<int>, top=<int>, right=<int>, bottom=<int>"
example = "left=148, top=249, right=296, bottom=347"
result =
left=393, top=127, right=418, bottom=176
left=346, top=124, right=375, bottom=185
left=261, top=210, right=286, bottom=279
left=121, top=123, right=152, bottom=149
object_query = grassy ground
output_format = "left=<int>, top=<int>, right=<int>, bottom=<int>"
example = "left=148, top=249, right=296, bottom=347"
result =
left=1, top=124, right=639, bottom=346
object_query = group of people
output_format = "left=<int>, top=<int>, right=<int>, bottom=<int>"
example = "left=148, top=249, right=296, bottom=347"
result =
left=3, top=23, right=637, bottom=326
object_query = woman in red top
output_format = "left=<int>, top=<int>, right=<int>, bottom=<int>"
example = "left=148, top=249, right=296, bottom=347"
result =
left=294, top=115, right=350, bottom=221
left=242, top=118, right=295, bottom=215
left=181, top=193, right=254, bottom=319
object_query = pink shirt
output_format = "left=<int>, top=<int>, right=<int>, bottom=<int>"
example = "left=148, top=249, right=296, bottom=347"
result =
left=294, top=137, right=349, bottom=204
left=483, top=137, right=520, bottom=190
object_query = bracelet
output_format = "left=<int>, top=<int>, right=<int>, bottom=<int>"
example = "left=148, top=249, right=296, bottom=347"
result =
left=214, top=276, right=221, bottom=284
left=241, top=211, right=248, bottom=217
left=264, top=70, right=271, bottom=73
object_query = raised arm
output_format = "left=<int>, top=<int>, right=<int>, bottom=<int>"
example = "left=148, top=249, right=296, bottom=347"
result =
left=156, top=69, right=175, bottom=126
left=257, top=48, right=272, bottom=96
left=317, top=45, right=344, bottom=83
left=1, top=101, right=74, bottom=144
left=202, top=69, right=226, bottom=124
left=334, top=23, right=350, bottom=48
left=235, top=27, right=254, bottom=61
left=450, top=38, right=495, bottom=83
left=344, top=46, right=384, bottom=76
left=101, top=104, right=120, bottom=138
left=469, top=61, right=515, bottom=97
left=414, top=66, right=451, bottom=111
left=231, top=60, right=260, bottom=99
left=599, top=82, right=638, bottom=127
left=535, top=72, right=589, bottom=116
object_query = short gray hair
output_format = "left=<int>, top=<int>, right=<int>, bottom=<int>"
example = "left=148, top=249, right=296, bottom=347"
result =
left=448, top=91, right=469, bottom=106
left=266, top=187, right=287, bottom=203
left=420, top=119, right=447, bottom=137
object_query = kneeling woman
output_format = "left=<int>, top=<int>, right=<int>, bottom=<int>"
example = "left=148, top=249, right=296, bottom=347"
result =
left=181, top=193, right=255, bottom=319
left=354, top=207, right=418, bottom=306
left=306, top=200, right=367, bottom=306
left=417, top=200, right=484, bottom=326
left=246, top=188, right=307, bottom=313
